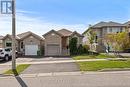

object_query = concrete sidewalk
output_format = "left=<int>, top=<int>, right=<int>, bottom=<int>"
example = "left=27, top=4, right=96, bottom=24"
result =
left=0, top=58, right=128, bottom=66
left=0, top=65, right=11, bottom=74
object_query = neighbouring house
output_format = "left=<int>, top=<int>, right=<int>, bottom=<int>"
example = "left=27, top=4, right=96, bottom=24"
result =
left=43, top=29, right=83, bottom=56
left=1, top=34, right=19, bottom=50
left=0, top=31, right=44, bottom=56
left=83, top=21, right=127, bottom=52
left=17, top=31, right=44, bottom=56
left=124, top=21, right=130, bottom=32
left=0, top=36, right=4, bottom=48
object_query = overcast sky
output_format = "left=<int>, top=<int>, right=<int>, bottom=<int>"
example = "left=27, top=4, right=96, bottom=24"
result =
left=0, top=0, right=130, bottom=36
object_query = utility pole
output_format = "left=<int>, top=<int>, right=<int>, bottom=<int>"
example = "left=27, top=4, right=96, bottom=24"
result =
left=12, top=0, right=16, bottom=70
left=0, top=0, right=16, bottom=70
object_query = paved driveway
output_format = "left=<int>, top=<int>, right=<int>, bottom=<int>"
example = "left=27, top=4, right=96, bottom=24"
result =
left=0, top=57, right=80, bottom=74
left=22, top=57, right=80, bottom=74
left=22, top=62, right=80, bottom=74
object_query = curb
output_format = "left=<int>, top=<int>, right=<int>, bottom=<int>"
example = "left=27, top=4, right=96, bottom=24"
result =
left=1, top=71, right=130, bottom=79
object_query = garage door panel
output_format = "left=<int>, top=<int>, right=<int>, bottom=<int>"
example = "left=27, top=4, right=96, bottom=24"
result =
left=25, top=45, right=38, bottom=56
left=46, top=44, right=60, bottom=56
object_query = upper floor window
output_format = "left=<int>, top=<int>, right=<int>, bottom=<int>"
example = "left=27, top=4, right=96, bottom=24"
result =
left=0, top=40, right=2, bottom=43
left=21, top=42, right=23, bottom=48
left=6, top=42, right=12, bottom=47
left=109, top=28, right=112, bottom=33
left=95, top=36, right=98, bottom=43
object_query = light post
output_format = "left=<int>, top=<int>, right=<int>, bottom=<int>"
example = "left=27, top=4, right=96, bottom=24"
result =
left=12, top=0, right=16, bottom=70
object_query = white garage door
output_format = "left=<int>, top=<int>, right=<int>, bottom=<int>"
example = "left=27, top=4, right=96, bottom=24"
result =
left=47, top=44, right=60, bottom=56
left=25, top=45, right=38, bottom=55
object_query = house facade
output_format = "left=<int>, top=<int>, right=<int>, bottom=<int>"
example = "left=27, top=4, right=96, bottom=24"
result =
left=17, top=31, right=44, bottom=56
left=0, top=29, right=82, bottom=56
left=0, top=36, right=4, bottom=48
left=0, top=31, right=44, bottom=56
left=43, top=29, right=83, bottom=56
left=83, top=21, right=127, bottom=52
left=1, top=34, right=19, bottom=50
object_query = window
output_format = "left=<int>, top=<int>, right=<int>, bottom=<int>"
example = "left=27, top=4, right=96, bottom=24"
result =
left=0, top=40, right=2, bottom=43
left=109, top=28, right=112, bottom=33
left=21, top=42, right=23, bottom=48
left=51, top=33, right=55, bottom=36
left=29, top=36, right=33, bottom=38
left=6, top=42, right=12, bottom=47
left=95, top=36, right=98, bottom=43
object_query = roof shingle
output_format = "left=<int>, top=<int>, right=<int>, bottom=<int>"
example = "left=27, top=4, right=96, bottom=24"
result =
left=57, top=29, right=73, bottom=36
left=17, top=31, right=43, bottom=40
left=92, top=21, right=125, bottom=28
left=0, top=36, right=4, bottom=40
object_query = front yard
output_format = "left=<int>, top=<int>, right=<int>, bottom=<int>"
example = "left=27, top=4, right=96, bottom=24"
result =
left=73, top=53, right=130, bottom=71
left=77, top=60, right=130, bottom=71
left=73, top=54, right=116, bottom=60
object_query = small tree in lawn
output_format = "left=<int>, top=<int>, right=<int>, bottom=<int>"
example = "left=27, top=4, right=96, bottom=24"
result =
left=104, top=32, right=130, bottom=57
left=69, top=37, right=78, bottom=55
left=103, top=33, right=115, bottom=54
left=87, top=29, right=96, bottom=54
left=77, top=44, right=84, bottom=55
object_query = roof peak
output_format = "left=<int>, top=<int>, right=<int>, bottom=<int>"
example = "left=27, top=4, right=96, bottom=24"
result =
left=58, top=29, right=72, bottom=32
left=57, top=29, right=73, bottom=36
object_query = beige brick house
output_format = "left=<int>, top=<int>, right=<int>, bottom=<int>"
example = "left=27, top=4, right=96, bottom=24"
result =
left=0, top=31, right=44, bottom=56
left=1, top=34, right=19, bottom=50
left=83, top=21, right=127, bottom=52
left=0, top=29, right=82, bottom=56
left=43, top=29, right=83, bottom=56
left=17, top=31, right=44, bottom=56
left=0, top=36, right=4, bottom=48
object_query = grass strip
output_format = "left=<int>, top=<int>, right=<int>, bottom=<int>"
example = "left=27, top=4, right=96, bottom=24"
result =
left=78, top=60, right=130, bottom=71
left=3, top=64, right=30, bottom=75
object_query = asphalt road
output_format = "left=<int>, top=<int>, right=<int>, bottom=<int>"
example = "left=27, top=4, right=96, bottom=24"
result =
left=0, top=71, right=130, bottom=87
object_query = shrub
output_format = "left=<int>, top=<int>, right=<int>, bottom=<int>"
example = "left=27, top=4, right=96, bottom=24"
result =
left=77, top=44, right=84, bottom=55
left=83, top=45, right=89, bottom=53
left=69, top=37, right=78, bottom=55
left=83, top=45, right=90, bottom=50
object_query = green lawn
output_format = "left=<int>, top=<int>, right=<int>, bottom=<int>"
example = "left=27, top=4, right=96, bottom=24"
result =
left=78, top=60, right=130, bottom=71
left=4, top=64, right=30, bottom=75
left=73, top=54, right=116, bottom=60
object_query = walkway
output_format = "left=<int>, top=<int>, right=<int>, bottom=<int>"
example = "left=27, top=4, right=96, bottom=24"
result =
left=0, top=58, right=128, bottom=66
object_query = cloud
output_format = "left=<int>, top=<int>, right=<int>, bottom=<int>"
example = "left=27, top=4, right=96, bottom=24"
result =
left=0, top=10, right=87, bottom=36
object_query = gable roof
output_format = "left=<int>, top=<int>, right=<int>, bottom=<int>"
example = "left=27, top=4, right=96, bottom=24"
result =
left=92, top=21, right=125, bottom=28
left=43, top=29, right=82, bottom=37
left=17, top=31, right=31, bottom=39
left=0, top=36, right=4, bottom=40
left=70, top=31, right=84, bottom=37
left=43, top=30, right=63, bottom=37
left=82, top=28, right=90, bottom=35
left=124, top=21, right=130, bottom=26
left=92, top=22, right=107, bottom=28
left=17, top=31, right=43, bottom=40
left=57, top=29, right=73, bottom=36
left=2, top=34, right=20, bottom=40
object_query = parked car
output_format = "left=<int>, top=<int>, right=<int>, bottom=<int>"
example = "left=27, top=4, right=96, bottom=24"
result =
left=0, top=48, right=18, bottom=61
